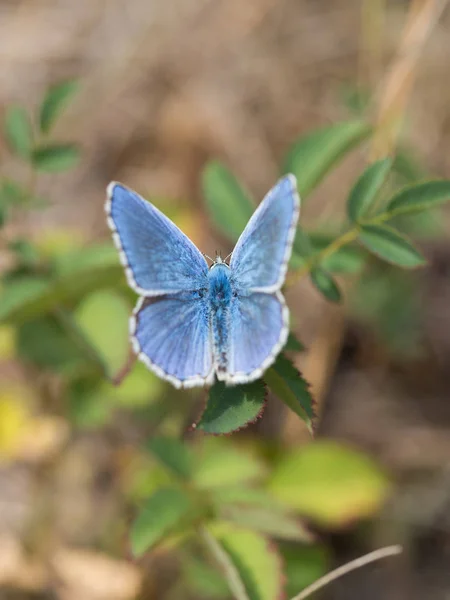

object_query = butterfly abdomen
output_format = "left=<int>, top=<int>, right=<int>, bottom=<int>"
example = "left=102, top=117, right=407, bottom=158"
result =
left=208, top=264, right=233, bottom=374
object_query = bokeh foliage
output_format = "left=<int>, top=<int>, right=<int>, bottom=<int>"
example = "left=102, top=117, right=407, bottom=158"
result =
left=2, top=81, right=450, bottom=600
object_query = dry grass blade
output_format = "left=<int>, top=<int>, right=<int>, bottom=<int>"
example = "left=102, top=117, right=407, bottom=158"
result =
left=289, top=544, right=403, bottom=600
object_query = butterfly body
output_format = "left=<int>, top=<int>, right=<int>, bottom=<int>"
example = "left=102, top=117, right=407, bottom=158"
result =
left=106, top=175, right=300, bottom=389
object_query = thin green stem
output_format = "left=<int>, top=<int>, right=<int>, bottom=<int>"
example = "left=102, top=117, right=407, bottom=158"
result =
left=199, top=527, right=249, bottom=600
left=288, top=210, right=393, bottom=285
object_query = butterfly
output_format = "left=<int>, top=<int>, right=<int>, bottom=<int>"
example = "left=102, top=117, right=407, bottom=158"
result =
left=105, top=174, right=300, bottom=389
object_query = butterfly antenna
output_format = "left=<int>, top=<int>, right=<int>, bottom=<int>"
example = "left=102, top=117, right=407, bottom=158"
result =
left=224, top=252, right=232, bottom=264
left=203, top=253, right=214, bottom=265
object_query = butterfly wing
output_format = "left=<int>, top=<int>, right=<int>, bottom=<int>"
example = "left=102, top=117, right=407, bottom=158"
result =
left=229, top=175, right=300, bottom=293
left=217, top=290, right=288, bottom=384
left=106, top=183, right=209, bottom=295
left=220, top=175, right=299, bottom=383
left=131, top=291, right=213, bottom=388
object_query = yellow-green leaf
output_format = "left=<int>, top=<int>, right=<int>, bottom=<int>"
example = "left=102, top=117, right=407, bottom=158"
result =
left=269, top=440, right=389, bottom=527
left=74, top=290, right=130, bottom=377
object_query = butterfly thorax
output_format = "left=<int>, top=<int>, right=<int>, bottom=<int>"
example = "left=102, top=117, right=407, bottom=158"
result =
left=208, top=263, right=234, bottom=373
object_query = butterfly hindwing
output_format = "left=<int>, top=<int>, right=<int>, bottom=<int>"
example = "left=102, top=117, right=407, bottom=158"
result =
left=106, top=183, right=209, bottom=295
left=217, top=290, right=288, bottom=384
left=131, top=292, right=213, bottom=388
left=230, top=175, right=300, bottom=293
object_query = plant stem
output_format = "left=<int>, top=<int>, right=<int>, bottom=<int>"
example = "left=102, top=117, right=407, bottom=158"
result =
left=289, top=544, right=402, bottom=600
left=199, top=526, right=249, bottom=600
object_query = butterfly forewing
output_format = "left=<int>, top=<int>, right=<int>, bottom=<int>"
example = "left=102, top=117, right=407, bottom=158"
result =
left=106, top=183, right=209, bottom=295
left=230, top=175, right=300, bottom=293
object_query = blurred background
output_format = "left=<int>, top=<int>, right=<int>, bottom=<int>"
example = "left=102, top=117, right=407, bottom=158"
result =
left=1, top=0, right=450, bottom=599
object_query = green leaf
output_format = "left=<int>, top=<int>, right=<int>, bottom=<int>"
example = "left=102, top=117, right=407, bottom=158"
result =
left=202, top=161, right=254, bottom=242
left=183, top=556, right=229, bottom=599
left=213, top=528, right=284, bottom=600
left=0, top=246, right=123, bottom=326
left=4, top=105, right=33, bottom=158
left=32, top=144, right=80, bottom=172
left=359, top=224, right=426, bottom=268
left=218, top=504, right=311, bottom=542
left=195, top=380, right=266, bottom=434
left=17, top=315, right=84, bottom=372
left=194, top=439, right=265, bottom=489
left=39, top=80, right=79, bottom=133
left=285, top=332, right=305, bottom=352
left=347, top=158, right=392, bottom=222
left=308, top=232, right=366, bottom=274
left=386, top=180, right=450, bottom=217
left=8, top=239, right=40, bottom=267
left=269, top=440, right=389, bottom=527
left=74, top=290, right=130, bottom=378
left=282, top=544, right=328, bottom=599
left=264, top=354, right=314, bottom=430
left=0, top=179, right=29, bottom=206
left=0, top=202, right=5, bottom=228
left=282, top=120, right=371, bottom=197
left=130, top=487, right=193, bottom=556
left=392, top=146, right=428, bottom=184
left=310, top=267, right=341, bottom=303
left=146, top=436, right=193, bottom=480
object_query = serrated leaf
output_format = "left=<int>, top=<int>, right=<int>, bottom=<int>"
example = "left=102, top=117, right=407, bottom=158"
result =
left=213, top=528, right=284, bottom=600
left=359, top=224, right=426, bottom=268
left=146, top=436, right=193, bottom=480
left=269, top=440, right=389, bottom=527
left=385, top=180, right=450, bottom=217
left=282, top=120, right=371, bottom=197
left=264, top=354, right=314, bottom=430
left=39, top=80, right=78, bottom=133
left=347, top=157, right=392, bottom=222
left=4, top=106, right=32, bottom=158
left=202, top=161, right=254, bottom=241
left=195, top=380, right=266, bottom=434
left=32, top=144, right=80, bottom=172
left=130, top=487, right=193, bottom=556
left=194, top=439, right=265, bottom=489
left=74, top=290, right=130, bottom=378
left=310, top=267, right=341, bottom=303
left=285, top=332, right=305, bottom=352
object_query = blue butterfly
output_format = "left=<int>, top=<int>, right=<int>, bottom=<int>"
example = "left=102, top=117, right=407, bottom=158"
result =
left=106, top=175, right=300, bottom=389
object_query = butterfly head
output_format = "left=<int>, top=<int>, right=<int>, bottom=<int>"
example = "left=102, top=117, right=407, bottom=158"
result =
left=205, top=251, right=231, bottom=270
